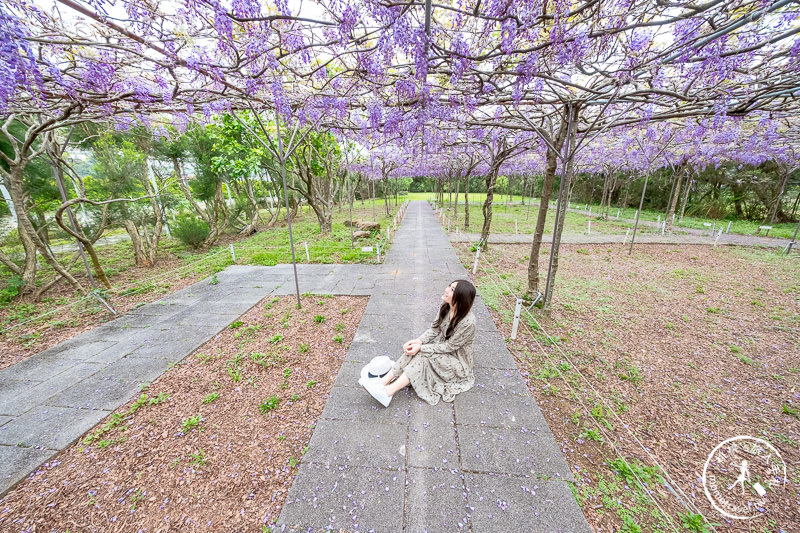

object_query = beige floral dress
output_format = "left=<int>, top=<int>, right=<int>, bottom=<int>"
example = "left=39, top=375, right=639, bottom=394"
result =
left=390, top=312, right=476, bottom=405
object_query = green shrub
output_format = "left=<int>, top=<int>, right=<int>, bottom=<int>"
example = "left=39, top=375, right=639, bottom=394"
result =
left=172, top=215, right=210, bottom=249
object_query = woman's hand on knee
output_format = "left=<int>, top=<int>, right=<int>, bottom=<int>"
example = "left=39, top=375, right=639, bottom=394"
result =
left=403, top=339, right=422, bottom=355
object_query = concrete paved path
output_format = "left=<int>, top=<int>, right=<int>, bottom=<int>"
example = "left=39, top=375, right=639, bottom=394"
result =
left=0, top=263, right=387, bottom=496
left=276, top=202, right=590, bottom=532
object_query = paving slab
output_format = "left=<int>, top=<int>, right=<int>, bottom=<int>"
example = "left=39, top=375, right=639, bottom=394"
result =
left=457, top=425, right=574, bottom=480
left=472, top=367, right=531, bottom=396
left=82, top=338, right=143, bottom=364
left=464, top=473, right=592, bottom=533
left=44, top=356, right=166, bottom=410
left=319, top=385, right=413, bottom=424
left=0, top=417, right=11, bottom=428
left=406, top=417, right=458, bottom=469
left=454, top=388, right=550, bottom=430
left=335, top=340, right=391, bottom=363
left=405, top=467, right=471, bottom=532
left=0, top=445, right=57, bottom=494
left=0, top=379, right=41, bottom=400
left=0, top=406, right=110, bottom=450
left=0, top=362, right=105, bottom=416
left=126, top=300, right=194, bottom=319
left=31, top=337, right=118, bottom=362
left=0, top=355, right=77, bottom=383
left=331, top=359, right=367, bottom=388
left=303, top=419, right=407, bottom=468
left=277, top=465, right=404, bottom=533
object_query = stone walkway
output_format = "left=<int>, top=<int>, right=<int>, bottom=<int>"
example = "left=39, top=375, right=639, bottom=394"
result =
left=0, top=201, right=591, bottom=532
left=275, top=202, right=590, bottom=532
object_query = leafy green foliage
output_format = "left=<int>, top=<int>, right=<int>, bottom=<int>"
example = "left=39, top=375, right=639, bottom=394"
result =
left=181, top=415, right=202, bottom=433
left=259, top=395, right=280, bottom=414
left=678, top=511, right=719, bottom=533
left=202, top=392, right=220, bottom=404
left=606, top=458, right=664, bottom=487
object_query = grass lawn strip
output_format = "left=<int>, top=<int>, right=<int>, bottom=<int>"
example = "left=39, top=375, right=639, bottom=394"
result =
left=455, top=242, right=799, bottom=533
left=0, top=294, right=367, bottom=532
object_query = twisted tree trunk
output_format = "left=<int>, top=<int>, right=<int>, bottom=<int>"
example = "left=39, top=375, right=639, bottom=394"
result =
left=665, top=164, right=687, bottom=232
left=526, top=116, right=568, bottom=296
left=464, top=175, right=470, bottom=230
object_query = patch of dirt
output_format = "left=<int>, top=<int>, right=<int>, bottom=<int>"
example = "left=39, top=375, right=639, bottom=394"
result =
left=0, top=295, right=367, bottom=532
left=457, top=242, right=800, bottom=532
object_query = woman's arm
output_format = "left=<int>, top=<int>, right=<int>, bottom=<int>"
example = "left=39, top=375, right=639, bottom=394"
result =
left=417, top=321, right=441, bottom=345
left=419, top=316, right=475, bottom=355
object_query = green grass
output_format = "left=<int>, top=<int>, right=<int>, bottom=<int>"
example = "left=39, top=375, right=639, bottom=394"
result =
left=181, top=415, right=202, bottom=433
left=678, top=511, right=719, bottom=533
left=782, top=403, right=799, bottom=419
left=259, top=394, right=280, bottom=414
left=189, top=449, right=208, bottom=467
left=81, top=392, right=169, bottom=446
left=202, top=392, right=220, bottom=404
left=607, top=457, right=664, bottom=487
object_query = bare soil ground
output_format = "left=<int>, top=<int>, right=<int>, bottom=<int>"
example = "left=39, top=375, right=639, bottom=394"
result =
left=455, top=242, right=800, bottom=533
left=0, top=295, right=366, bottom=532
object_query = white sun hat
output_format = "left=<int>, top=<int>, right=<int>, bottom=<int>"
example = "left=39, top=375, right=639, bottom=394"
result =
left=359, top=356, right=393, bottom=382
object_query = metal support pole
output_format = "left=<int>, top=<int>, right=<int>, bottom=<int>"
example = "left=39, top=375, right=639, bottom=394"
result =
left=276, top=110, right=301, bottom=308
left=304, top=241, right=310, bottom=262
left=510, top=298, right=523, bottom=340
left=472, top=247, right=481, bottom=274
left=787, top=217, right=800, bottom=254
left=628, top=175, right=649, bottom=256
left=229, top=243, right=237, bottom=263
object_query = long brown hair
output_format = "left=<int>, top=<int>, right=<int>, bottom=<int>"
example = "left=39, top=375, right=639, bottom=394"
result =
left=433, top=280, right=476, bottom=339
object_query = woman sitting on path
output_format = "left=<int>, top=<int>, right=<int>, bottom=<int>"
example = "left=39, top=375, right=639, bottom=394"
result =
left=360, top=279, right=477, bottom=407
